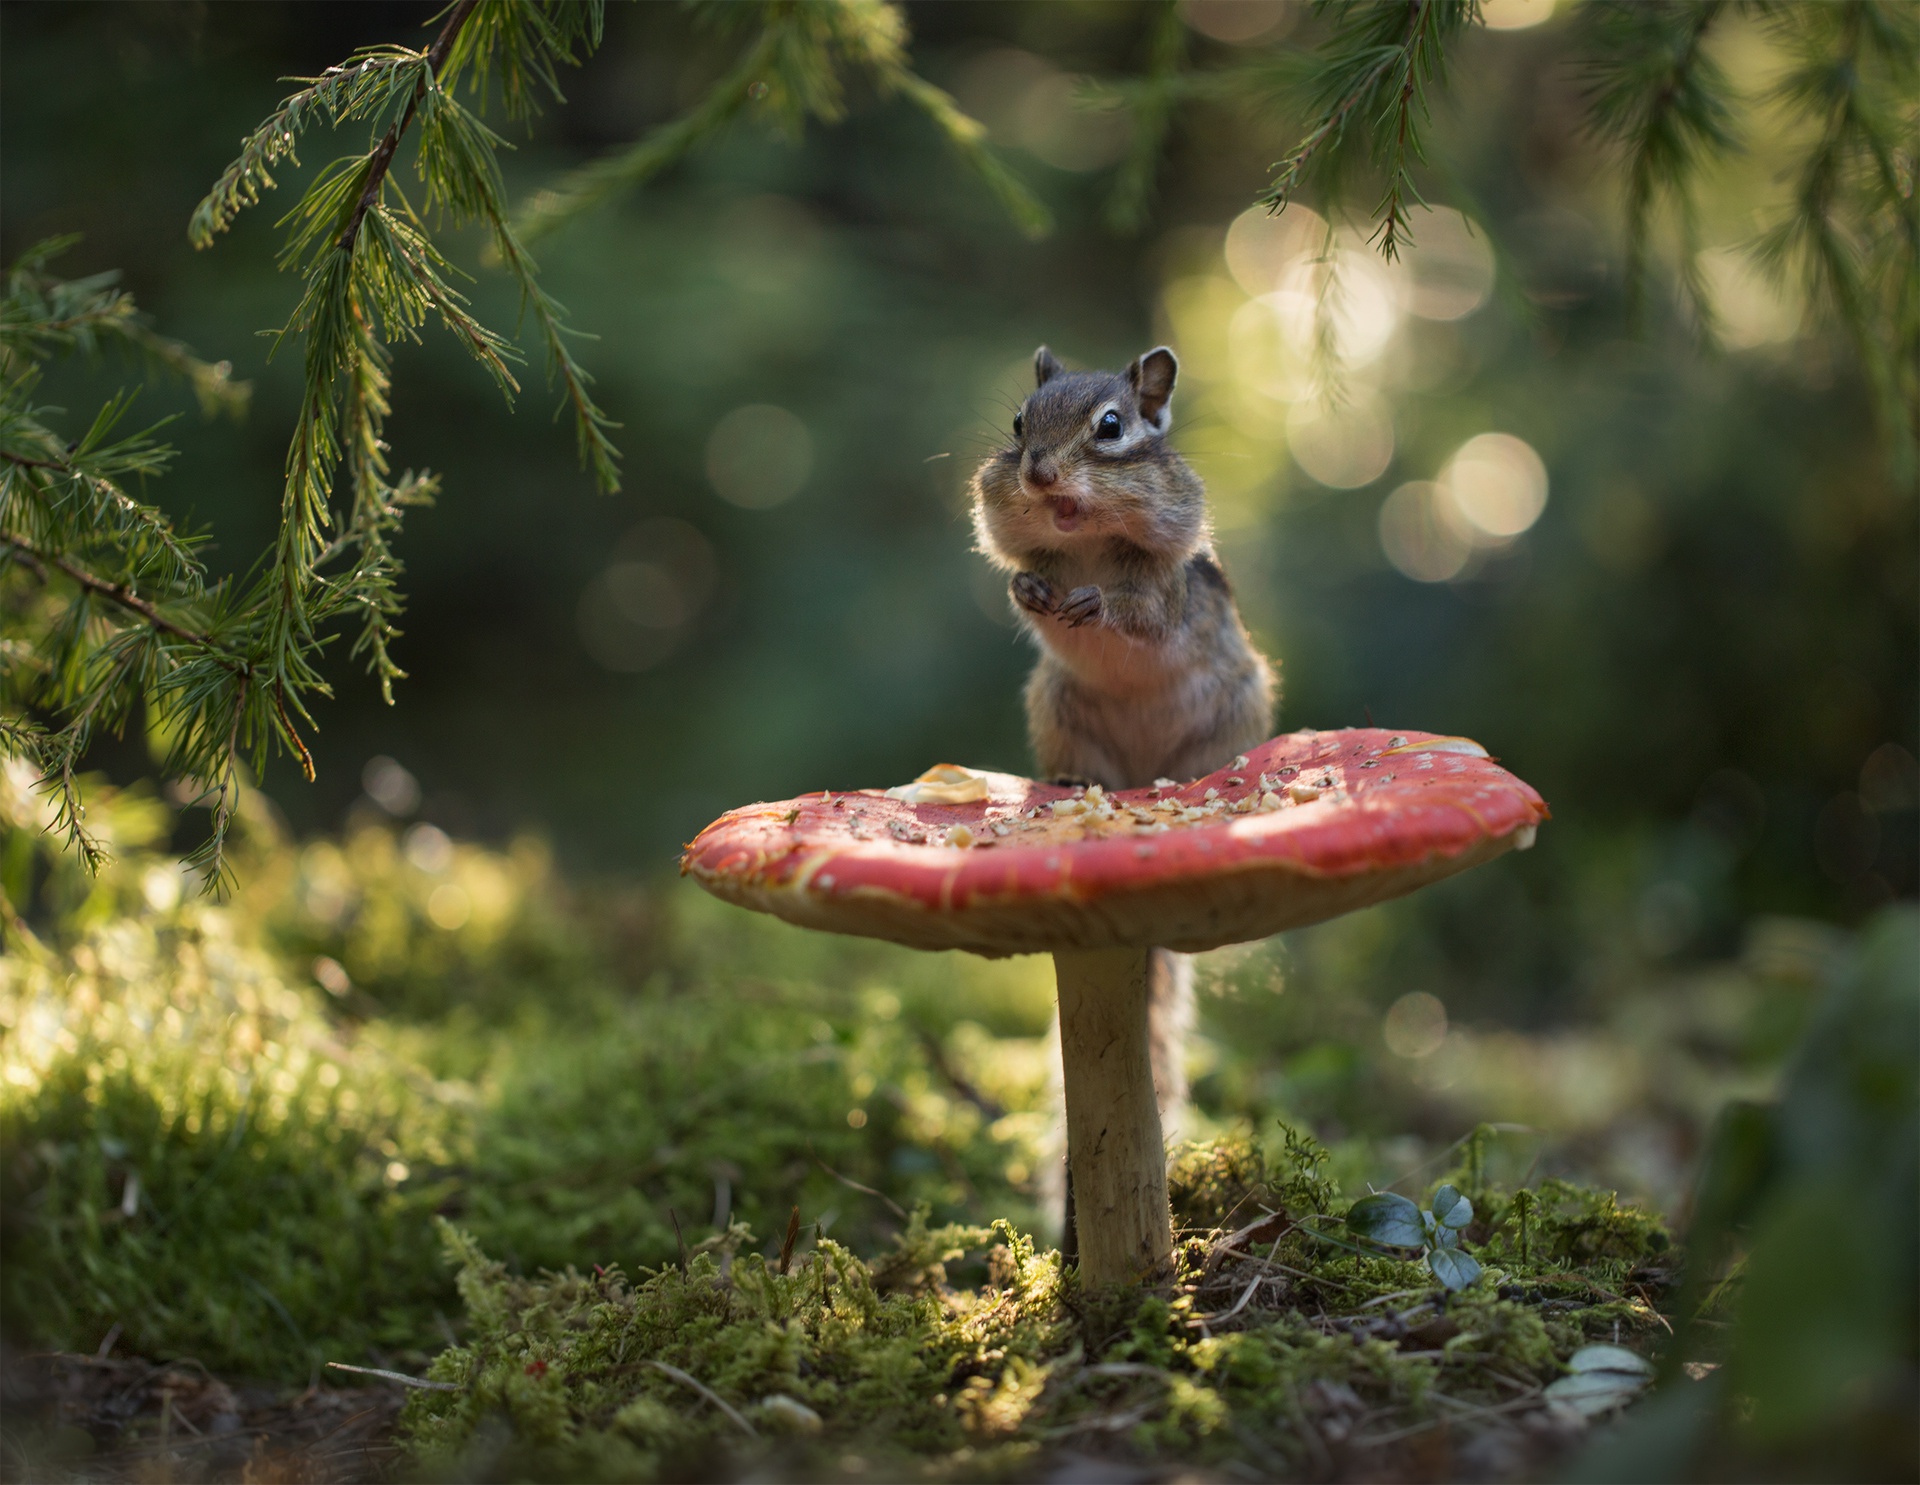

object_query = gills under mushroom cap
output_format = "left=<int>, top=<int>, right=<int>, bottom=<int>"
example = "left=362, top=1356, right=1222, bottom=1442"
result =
left=681, top=728, right=1549, bottom=957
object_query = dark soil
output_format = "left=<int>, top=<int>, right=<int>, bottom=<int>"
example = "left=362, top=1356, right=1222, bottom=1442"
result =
left=0, top=1346, right=405, bottom=1483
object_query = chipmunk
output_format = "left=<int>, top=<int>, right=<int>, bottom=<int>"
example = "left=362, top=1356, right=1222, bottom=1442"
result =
left=971, top=345, right=1275, bottom=796
left=971, top=345, right=1277, bottom=1234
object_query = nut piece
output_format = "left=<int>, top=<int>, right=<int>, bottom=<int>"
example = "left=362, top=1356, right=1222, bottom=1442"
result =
left=1288, top=782, right=1322, bottom=803
left=944, top=824, right=975, bottom=849
left=885, top=763, right=991, bottom=805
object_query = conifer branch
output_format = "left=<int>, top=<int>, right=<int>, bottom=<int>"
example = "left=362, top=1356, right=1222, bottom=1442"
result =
left=1, top=240, right=249, bottom=416
left=1581, top=0, right=1738, bottom=329
left=202, top=670, right=250, bottom=885
left=190, top=52, right=432, bottom=250
left=1257, top=0, right=1476, bottom=261
left=0, top=532, right=216, bottom=651
left=338, top=0, right=482, bottom=254
left=0, top=4, right=631, bottom=888
left=42, top=643, right=142, bottom=873
left=273, top=681, right=316, bottom=782
left=1754, top=0, right=1919, bottom=479
left=885, top=69, right=1053, bottom=240
left=516, top=0, right=1047, bottom=242
left=515, top=24, right=774, bottom=240
left=1099, top=0, right=1191, bottom=233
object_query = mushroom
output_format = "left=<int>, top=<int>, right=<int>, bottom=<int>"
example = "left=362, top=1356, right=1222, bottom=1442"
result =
left=681, top=728, right=1548, bottom=1288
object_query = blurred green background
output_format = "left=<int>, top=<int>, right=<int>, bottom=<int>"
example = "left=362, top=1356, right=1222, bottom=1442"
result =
left=1, top=0, right=1913, bottom=1196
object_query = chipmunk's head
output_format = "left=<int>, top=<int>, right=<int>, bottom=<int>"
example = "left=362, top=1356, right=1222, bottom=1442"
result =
left=973, top=346, right=1205, bottom=557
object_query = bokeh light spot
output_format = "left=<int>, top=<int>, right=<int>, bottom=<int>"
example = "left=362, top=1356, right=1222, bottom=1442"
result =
left=578, top=518, right=718, bottom=673
left=707, top=404, right=812, bottom=509
left=1696, top=247, right=1802, bottom=349
left=951, top=49, right=1127, bottom=172
left=312, top=956, right=351, bottom=998
left=1481, top=0, right=1557, bottom=29
left=1274, top=256, right=1400, bottom=372
left=1179, top=0, right=1299, bottom=43
left=427, top=883, right=471, bottom=931
left=404, top=823, right=454, bottom=873
left=1228, top=295, right=1314, bottom=402
left=141, top=864, right=183, bottom=913
left=362, top=756, right=420, bottom=817
left=604, top=562, right=685, bottom=629
left=1288, top=396, right=1395, bottom=489
left=1860, top=743, right=1920, bottom=812
left=1383, top=992, right=1449, bottom=1058
left=1379, top=481, right=1473, bottom=581
left=1440, top=433, right=1548, bottom=539
left=1401, top=207, right=1496, bottom=321
left=1160, top=275, right=1245, bottom=380
left=1225, top=204, right=1330, bottom=298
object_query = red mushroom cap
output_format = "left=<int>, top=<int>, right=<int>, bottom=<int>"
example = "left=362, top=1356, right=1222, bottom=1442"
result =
left=681, top=728, right=1549, bottom=957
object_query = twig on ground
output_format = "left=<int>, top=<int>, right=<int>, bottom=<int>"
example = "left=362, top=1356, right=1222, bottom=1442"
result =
left=779, top=1205, right=801, bottom=1275
left=324, top=1361, right=461, bottom=1392
left=809, top=1147, right=908, bottom=1219
left=648, top=1361, right=758, bottom=1438
left=1191, top=1272, right=1266, bottom=1327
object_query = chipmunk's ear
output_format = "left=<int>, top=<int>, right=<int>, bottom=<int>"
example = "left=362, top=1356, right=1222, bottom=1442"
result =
left=1034, top=346, right=1065, bottom=387
left=1128, top=346, right=1178, bottom=430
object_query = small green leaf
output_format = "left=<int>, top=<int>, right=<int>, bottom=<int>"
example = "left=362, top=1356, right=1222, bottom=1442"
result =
left=1432, top=1184, right=1472, bottom=1229
left=1427, top=1246, right=1481, bottom=1291
left=1347, top=1192, right=1426, bottom=1248
left=1432, top=1225, right=1459, bottom=1249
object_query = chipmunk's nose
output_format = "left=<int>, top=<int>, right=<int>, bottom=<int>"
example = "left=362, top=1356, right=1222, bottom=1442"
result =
left=1025, top=455, right=1059, bottom=488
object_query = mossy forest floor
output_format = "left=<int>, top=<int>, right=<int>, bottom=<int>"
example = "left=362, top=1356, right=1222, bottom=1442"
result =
left=390, top=1154, right=1675, bottom=1484
left=0, top=775, right=1882, bottom=1481
left=4, top=1152, right=1678, bottom=1484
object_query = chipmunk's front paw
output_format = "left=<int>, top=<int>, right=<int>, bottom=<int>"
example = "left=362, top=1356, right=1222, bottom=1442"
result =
left=1059, top=585, right=1103, bottom=628
left=1011, top=571, right=1058, bottom=616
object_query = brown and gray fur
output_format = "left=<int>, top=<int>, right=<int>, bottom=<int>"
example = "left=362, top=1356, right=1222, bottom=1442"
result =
left=971, top=346, right=1276, bottom=1239
left=971, top=345, right=1275, bottom=794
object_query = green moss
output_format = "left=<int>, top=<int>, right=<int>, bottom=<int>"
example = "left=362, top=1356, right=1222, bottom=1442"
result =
left=400, top=1126, right=1676, bottom=1481
left=404, top=1215, right=1067, bottom=1482
left=0, top=799, right=1054, bottom=1379
left=0, top=892, right=464, bottom=1377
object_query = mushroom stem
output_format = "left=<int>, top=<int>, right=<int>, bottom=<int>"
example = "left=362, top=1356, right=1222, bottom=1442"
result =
left=1053, top=946, right=1173, bottom=1287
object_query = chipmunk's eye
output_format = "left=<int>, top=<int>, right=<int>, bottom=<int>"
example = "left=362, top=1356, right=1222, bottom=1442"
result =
left=1012, top=413, right=1025, bottom=441
left=1095, top=409, right=1124, bottom=440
